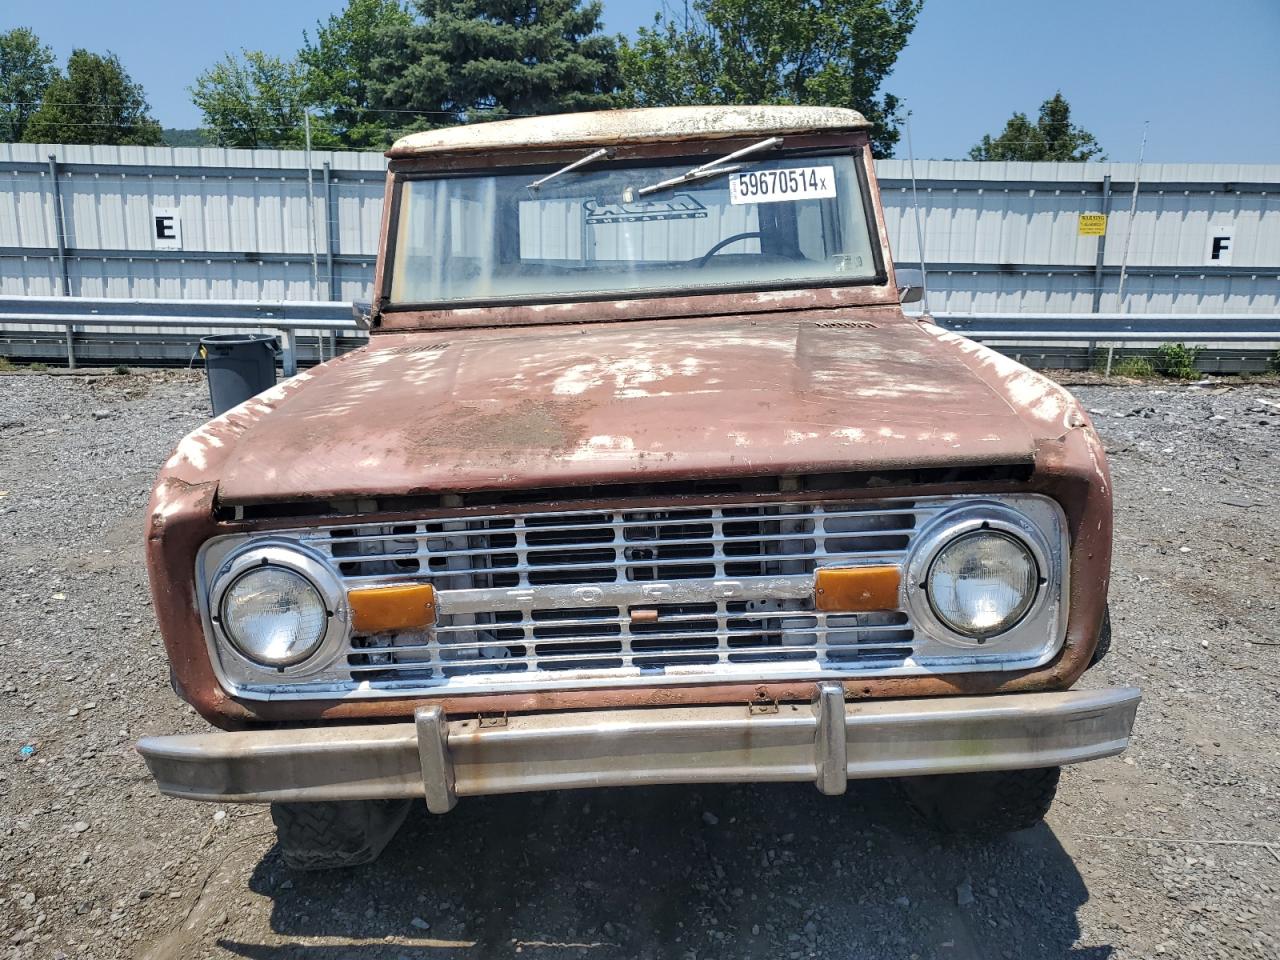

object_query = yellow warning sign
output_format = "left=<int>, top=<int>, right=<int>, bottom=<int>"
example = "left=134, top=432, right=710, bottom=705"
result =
left=1078, top=213, right=1107, bottom=236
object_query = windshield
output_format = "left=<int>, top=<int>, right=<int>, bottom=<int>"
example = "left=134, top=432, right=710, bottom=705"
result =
left=387, top=152, right=879, bottom=305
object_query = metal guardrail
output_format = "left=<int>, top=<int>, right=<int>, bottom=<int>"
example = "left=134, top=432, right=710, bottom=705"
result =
left=0, top=295, right=358, bottom=375
left=1, top=296, right=1277, bottom=373
left=935, top=312, right=1280, bottom=343
left=931, top=312, right=1280, bottom=375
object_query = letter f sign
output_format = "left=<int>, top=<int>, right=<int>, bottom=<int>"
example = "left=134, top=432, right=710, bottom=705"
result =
left=1207, top=227, right=1233, bottom=266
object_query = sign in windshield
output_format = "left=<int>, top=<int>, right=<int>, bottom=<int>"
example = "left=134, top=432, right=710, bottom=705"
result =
left=387, top=153, right=878, bottom=306
left=729, top=165, right=837, bottom=205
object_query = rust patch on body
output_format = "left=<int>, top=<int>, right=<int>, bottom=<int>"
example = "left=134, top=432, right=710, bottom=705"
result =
left=207, top=312, right=1040, bottom=507
left=413, top=397, right=593, bottom=456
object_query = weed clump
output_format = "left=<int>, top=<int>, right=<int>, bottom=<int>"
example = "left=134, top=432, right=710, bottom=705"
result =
left=1108, top=357, right=1156, bottom=378
left=1154, top=343, right=1200, bottom=380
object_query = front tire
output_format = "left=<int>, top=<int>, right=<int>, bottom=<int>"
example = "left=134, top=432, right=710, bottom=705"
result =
left=898, top=766, right=1060, bottom=836
left=270, top=799, right=411, bottom=870
left=1089, top=606, right=1113, bottom=667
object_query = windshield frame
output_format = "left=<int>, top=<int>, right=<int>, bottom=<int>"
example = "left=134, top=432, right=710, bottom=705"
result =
left=377, top=138, right=887, bottom=316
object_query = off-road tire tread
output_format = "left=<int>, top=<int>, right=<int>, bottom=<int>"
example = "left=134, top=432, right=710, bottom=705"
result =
left=1089, top=606, right=1113, bottom=667
left=270, top=799, right=411, bottom=871
left=900, top=766, right=1061, bottom=836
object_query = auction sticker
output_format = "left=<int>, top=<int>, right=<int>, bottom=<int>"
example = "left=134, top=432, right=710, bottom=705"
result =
left=729, top=165, right=837, bottom=204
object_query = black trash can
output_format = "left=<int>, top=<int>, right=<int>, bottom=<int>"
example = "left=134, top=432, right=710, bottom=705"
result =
left=200, top=334, right=278, bottom=416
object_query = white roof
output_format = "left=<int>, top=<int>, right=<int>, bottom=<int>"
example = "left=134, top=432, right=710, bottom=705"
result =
left=388, top=105, right=869, bottom=157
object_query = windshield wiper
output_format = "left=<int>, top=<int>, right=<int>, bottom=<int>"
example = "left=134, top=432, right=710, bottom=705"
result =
left=634, top=136, right=783, bottom=198
left=526, top=147, right=615, bottom=191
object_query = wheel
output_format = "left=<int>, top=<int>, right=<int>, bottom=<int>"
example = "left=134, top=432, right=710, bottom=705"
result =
left=898, top=766, right=1060, bottom=836
left=1089, top=605, right=1112, bottom=667
left=270, top=799, right=411, bottom=870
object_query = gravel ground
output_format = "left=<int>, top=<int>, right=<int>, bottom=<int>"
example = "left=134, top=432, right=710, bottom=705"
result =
left=1, top=369, right=1277, bottom=960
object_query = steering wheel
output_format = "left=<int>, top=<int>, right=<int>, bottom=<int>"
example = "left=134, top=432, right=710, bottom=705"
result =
left=695, top=231, right=764, bottom=268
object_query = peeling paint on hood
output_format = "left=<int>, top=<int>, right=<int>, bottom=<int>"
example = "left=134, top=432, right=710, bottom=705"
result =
left=207, top=313, right=1044, bottom=505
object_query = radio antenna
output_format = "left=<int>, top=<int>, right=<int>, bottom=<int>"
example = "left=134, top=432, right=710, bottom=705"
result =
left=905, top=112, right=931, bottom=315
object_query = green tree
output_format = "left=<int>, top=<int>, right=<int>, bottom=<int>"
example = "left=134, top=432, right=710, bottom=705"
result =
left=615, top=14, right=720, bottom=109
left=22, top=50, right=162, bottom=145
left=300, top=0, right=413, bottom=148
left=161, top=128, right=210, bottom=147
left=969, top=92, right=1104, bottom=162
left=191, top=50, right=328, bottom=149
left=0, top=27, right=58, bottom=141
left=369, top=0, right=619, bottom=129
left=618, top=0, right=922, bottom=157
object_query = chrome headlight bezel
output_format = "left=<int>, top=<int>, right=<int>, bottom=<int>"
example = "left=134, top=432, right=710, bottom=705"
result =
left=905, top=502, right=1062, bottom=652
left=207, top=540, right=349, bottom=677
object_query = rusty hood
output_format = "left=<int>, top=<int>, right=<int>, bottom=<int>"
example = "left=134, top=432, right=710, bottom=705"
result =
left=186, top=313, right=1074, bottom=506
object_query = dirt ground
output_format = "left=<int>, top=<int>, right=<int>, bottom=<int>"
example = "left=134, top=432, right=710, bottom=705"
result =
left=1, top=369, right=1277, bottom=960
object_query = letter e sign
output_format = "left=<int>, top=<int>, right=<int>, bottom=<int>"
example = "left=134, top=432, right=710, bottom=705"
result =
left=153, top=207, right=182, bottom=250
left=1206, top=225, right=1233, bottom=266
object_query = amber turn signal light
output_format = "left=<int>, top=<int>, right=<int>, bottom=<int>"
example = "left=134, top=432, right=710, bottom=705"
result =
left=347, top=583, right=437, bottom=633
left=814, top=566, right=901, bottom=612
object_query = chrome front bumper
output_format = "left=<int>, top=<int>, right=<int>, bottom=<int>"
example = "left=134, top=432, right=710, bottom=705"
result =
left=136, top=686, right=1140, bottom=812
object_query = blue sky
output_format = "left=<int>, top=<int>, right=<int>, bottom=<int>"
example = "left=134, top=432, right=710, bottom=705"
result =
left=6, top=0, right=1279, bottom=162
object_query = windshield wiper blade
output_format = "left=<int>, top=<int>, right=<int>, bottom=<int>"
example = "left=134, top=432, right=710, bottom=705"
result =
left=635, top=164, right=744, bottom=198
left=526, top=147, right=615, bottom=191
left=634, top=136, right=783, bottom=197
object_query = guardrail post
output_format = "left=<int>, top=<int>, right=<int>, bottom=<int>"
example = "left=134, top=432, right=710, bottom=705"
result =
left=47, top=154, right=75, bottom=368
left=1090, top=175, right=1113, bottom=314
left=1087, top=174, right=1113, bottom=370
left=280, top=329, right=298, bottom=377
left=323, top=162, right=338, bottom=301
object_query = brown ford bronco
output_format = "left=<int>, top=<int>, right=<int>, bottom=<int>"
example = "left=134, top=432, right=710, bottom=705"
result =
left=137, top=106, right=1139, bottom=870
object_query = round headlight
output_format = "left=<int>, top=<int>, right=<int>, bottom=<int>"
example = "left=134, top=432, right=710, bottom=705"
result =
left=926, top=530, right=1039, bottom=639
left=219, top=565, right=329, bottom=667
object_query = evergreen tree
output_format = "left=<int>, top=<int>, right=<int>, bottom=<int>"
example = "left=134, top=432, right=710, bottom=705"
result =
left=369, top=0, right=619, bottom=128
left=970, top=92, right=1104, bottom=162
left=0, top=27, right=58, bottom=142
left=22, top=50, right=162, bottom=146
left=618, top=0, right=922, bottom=157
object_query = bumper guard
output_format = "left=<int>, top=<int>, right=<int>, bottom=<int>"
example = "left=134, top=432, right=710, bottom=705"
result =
left=137, top=686, right=1140, bottom=812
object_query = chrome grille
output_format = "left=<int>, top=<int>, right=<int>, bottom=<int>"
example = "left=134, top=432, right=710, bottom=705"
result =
left=197, top=494, right=1069, bottom=699
left=300, top=501, right=943, bottom=691
left=318, top=503, right=920, bottom=588
left=347, top=605, right=915, bottom=681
